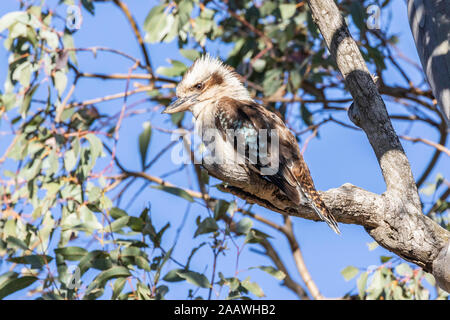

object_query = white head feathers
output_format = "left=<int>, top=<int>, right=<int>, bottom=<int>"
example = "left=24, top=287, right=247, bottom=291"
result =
left=177, top=54, right=253, bottom=102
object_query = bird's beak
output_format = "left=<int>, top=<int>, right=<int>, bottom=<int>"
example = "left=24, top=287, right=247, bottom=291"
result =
left=162, top=94, right=199, bottom=114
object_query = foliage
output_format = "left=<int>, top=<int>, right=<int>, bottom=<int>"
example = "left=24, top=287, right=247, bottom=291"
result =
left=0, top=0, right=447, bottom=300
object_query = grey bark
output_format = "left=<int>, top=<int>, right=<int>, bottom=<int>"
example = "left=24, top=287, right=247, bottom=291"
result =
left=407, top=0, right=450, bottom=126
left=204, top=0, right=450, bottom=293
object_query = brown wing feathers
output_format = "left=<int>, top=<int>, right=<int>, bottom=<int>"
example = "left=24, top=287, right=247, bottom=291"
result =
left=216, top=97, right=340, bottom=234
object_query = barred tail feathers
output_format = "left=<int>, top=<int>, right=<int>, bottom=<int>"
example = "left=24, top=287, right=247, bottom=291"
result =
left=310, top=200, right=341, bottom=235
left=299, top=186, right=341, bottom=235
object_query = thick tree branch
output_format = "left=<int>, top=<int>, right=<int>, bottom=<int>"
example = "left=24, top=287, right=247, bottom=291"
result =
left=306, top=0, right=449, bottom=293
left=194, top=0, right=450, bottom=292
left=307, top=0, right=449, bottom=292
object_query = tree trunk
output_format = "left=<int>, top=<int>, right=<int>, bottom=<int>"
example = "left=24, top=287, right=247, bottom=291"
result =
left=407, top=0, right=450, bottom=125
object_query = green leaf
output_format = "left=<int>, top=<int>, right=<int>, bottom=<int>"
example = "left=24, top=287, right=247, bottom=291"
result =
left=20, top=84, right=39, bottom=118
left=357, top=272, right=368, bottom=299
left=63, top=33, right=78, bottom=65
left=290, top=70, right=302, bottom=90
left=241, top=278, right=265, bottom=297
left=367, top=269, right=384, bottom=299
left=194, top=217, right=219, bottom=237
left=171, top=111, right=185, bottom=125
left=177, top=0, right=193, bottom=26
left=300, top=103, right=313, bottom=126
left=0, top=12, right=27, bottom=32
left=151, top=185, right=194, bottom=202
left=144, top=9, right=169, bottom=43
left=143, top=4, right=165, bottom=29
left=176, top=270, right=211, bottom=288
left=367, top=241, right=379, bottom=251
left=180, top=49, right=200, bottom=61
left=54, top=246, right=88, bottom=261
left=423, top=273, right=435, bottom=286
left=12, top=61, right=32, bottom=87
left=350, top=2, right=365, bottom=30
left=127, top=217, right=145, bottom=232
left=392, top=285, right=404, bottom=300
left=341, top=266, right=359, bottom=281
left=137, top=282, right=152, bottom=300
left=138, top=121, right=152, bottom=169
left=420, top=183, right=436, bottom=196
left=395, top=263, right=413, bottom=277
left=85, top=133, right=103, bottom=161
left=78, top=250, right=111, bottom=275
left=235, top=218, right=253, bottom=235
left=135, top=256, right=151, bottom=272
left=106, top=216, right=130, bottom=233
left=41, top=30, right=59, bottom=49
left=252, top=59, right=266, bottom=72
left=279, top=4, right=296, bottom=20
left=85, top=266, right=130, bottom=298
left=155, top=285, right=168, bottom=300
left=112, top=277, right=127, bottom=300
left=110, top=207, right=128, bottom=220
left=214, top=200, right=229, bottom=219
left=81, top=0, right=95, bottom=15
left=263, top=68, right=282, bottom=96
left=88, top=186, right=102, bottom=203
left=53, top=70, right=67, bottom=96
left=185, top=242, right=206, bottom=270
left=155, top=247, right=173, bottom=283
left=380, top=256, right=393, bottom=263
left=79, top=205, right=102, bottom=231
left=8, top=255, right=53, bottom=269
left=245, top=229, right=272, bottom=244
left=0, top=275, right=38, bottom=300
left=156, top=60, right=187, bottom=77
left=5, top=236, right=29, bottom=251
left=0, top=272, right=17, bottom=289
left=91, top=266, right=130, bottom=288
left=251, top=266, right=286, bottom=280
left=163, top=14, right=179, bottom=43
left=163, top=268, right=185, bottom=282
left=64, top=149, right=77, bottom=172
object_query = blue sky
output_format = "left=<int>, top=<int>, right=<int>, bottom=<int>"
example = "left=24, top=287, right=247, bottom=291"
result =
left=0, top=0, right=447, bottom=299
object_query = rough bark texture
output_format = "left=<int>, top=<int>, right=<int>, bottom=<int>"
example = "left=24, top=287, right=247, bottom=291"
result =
left=407, top=0, right=450, bottom=125
left=204, top=0, right=450, bottom=292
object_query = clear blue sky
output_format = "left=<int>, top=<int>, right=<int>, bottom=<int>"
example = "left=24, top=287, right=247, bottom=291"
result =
left=0, top=0, right=447, bottom=299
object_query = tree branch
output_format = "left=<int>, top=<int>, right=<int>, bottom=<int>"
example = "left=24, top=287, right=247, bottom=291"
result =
left=194, top=0, right=450, bottom=292
left=113, top=0, right=153, bottom=75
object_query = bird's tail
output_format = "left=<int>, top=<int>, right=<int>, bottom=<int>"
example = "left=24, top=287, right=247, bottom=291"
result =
left=310, top=200, right=340, bottom=235
left=299, top=186, right=341, bottom=235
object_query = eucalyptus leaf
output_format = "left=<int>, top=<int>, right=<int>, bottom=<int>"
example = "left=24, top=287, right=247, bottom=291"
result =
left=251, top=266, right=286, bottom=280
left=0, top=275, right=37, bottom=299
left=180, top=49, right=200, bottom=61
left=55, top=246, right=88, bottom=261
left=279, top=4, right=296, bottom=20
left=139, top=121, right=152, bottom=169
left=241, top=278, right=265, bottom=297
left=151, top=185, right=194, bottom=202
left=176, top=270, right=211, bottom=288
left=235, top=218, right=253, bottom=235
left=395, top=263, right=413, bottom=277
left=341, top=266, right=359, bottom=281
left=194, top=217, right=219, bottom=237
left=357, top=272, right=368, bottom=299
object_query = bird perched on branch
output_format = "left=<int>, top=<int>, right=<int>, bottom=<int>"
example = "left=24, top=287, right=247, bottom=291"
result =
left=162, top=54, right=340, bottom=234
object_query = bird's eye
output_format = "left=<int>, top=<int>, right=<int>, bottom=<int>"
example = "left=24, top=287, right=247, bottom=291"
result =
left=194, top=83, right=203, bottom=90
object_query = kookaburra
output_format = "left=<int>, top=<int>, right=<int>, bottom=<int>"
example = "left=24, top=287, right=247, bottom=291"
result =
left=162, top=55, right=340, bottom=234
